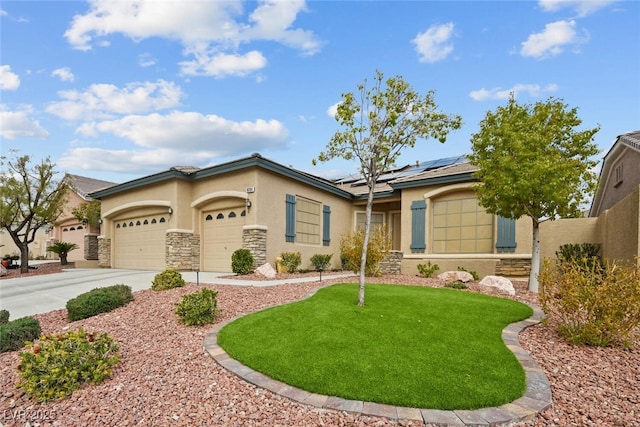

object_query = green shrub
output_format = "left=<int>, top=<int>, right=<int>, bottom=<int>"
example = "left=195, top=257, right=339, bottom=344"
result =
left=66, top=284, right=134, bottom=321
left=280, top=251, right=302, bottom=273
left=46, top=241, right=79, bottom=265
left=539, top=258, right=640, bottom=348
left=0, top=309, right=9, bottom=325
left=556, top=243, right=602, bottom=273
left=340, top=225, right=391, bottom=277
left=417, top=261, right=439, bottom=278
left=231, top=249, right=254, bottom=275
left=457, top=266, right=479, bottom=280
left=18, top=328, right=121, bottom=401
left=175, top=288, right=219, bottom=326
left=151, top=269, right=186, bottom=291
left=310, top=253, right=333, bottom=271
left=445, top=281, right=468, bottom=290
left=0, top=317, right=41, bottom=353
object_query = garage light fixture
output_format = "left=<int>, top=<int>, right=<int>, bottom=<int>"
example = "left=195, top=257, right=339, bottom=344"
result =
left=168, top=207, right=173, bottom=214
left=246, top=199, right=252, bottom=208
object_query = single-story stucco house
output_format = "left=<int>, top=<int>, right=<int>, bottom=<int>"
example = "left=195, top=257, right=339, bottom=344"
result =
left=89, top=153, right=534, bottom=276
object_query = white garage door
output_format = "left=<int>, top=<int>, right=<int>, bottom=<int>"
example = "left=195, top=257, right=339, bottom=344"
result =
left=113, top=216, right=168, bottom=270
left=61, top=224, right=86, bottom=261
left=202, top=208, right=245, bottom=272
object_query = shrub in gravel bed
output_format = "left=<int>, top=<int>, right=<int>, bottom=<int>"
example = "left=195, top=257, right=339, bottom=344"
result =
left=231, top=249, right=254, bottom=275
left=279, top=251, right=302, bottom=273
left=175, top=288, right=219, bottom=326
left=18, top=327, right=121, bottom=401
left=0, top=316, right=41, bottom=353
left=151, top=269, right=185, bottom=290
left=66, top=284, right=134, bottom=321
left=539, top=257, right=640, bottom=347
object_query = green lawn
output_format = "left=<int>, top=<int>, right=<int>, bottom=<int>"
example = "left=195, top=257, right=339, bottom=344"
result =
left=217, top=283, right=533, bottom=410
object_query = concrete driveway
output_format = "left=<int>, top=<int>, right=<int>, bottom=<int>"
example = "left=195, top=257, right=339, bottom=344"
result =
left=0, top=268, right=226, bottom=320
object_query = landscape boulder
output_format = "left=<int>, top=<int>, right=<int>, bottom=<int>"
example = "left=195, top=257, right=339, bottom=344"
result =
left=256, top=262, right=277, bottom=279
left=437, top=271, right=474, bottom=283
left=479, top=275, right=516, bottom=295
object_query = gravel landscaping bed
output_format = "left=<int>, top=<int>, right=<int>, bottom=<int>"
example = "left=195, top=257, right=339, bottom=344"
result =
left=1, top=274, right=638, bottom=426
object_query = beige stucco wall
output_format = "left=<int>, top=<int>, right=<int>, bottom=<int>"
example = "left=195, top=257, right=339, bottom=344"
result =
left=254, top=169, right=353, bottom=270
left=598, top=185, right=640, bottom=264
left=399, top=183, right=533, bottom=277
left=539, top=217, right=600, bottom=263
left=0, top=228, right=49, bottom=260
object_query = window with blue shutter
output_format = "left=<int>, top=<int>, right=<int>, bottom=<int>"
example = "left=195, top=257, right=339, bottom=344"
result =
left=410, top=200, right=427, bottom=253
left=496, top=216, right=517, bottom=253
left=285, top=194, right=296, bottom=242
left=322, top=205, right=331, bottom=246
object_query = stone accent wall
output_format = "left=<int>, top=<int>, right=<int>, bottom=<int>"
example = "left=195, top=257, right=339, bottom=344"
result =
left=380, top=250, right=403, bottom=274
left=243, top=226, right=267, bottom=268
left=166, top=231, right=200, bottom=271
left=98, top=237, right=111, bottom=268
left=496, top=258, right=531, bottom=277
left=84, top=234, right=99, bottom=260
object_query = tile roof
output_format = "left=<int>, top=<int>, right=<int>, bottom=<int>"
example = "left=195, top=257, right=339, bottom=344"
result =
left=65, top=174, right=118, bottom=200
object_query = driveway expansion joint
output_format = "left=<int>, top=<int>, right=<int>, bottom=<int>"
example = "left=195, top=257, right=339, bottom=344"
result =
left=203, top=303, right=551, bottom=426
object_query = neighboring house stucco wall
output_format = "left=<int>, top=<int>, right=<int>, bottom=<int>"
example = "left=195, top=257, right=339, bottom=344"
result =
left=598, top=185, right=640, bottom=264
left=539, top=217, right=600, bottom=262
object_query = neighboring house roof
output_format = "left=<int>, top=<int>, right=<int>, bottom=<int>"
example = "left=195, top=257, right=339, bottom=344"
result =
left=89, top=152, right=475, bottom=200
left=65, top=174, right=118, bottom=200
left=589, top=130, right=640, bottom=217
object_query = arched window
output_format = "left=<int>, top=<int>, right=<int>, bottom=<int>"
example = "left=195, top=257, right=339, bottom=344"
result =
left=70, top=227, right=76, bottom=231
left=63, top=228, right=69, bottom=232
left=136, top=220, right=141, bottom=226
left=228, top=211, right=236, bottom=218
left=129, top=221, right=134, bottom=227
left=143, top=219, right=149, bottom=225
left=216, top=213, right=224, bottom=219
left=122, top=223, right=127, bottom=228
left=77, top=225, right=83, bottom=230
left=151, top=218, right=157, bottom=224
left=241, top=210, right=246, bottom=217
left=116, top=224, right=121, bottom=228
left=159, top=217, right=166, bottom=223
left=205, top=214, right=213, bottom=221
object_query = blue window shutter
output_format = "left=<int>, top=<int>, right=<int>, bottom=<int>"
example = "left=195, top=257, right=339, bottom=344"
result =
left=322, top=205, right=331, bottom=246
left=285, top=194, right=296, bottom=242
left=496, top=216, right=517, bottom=253
left=410, top=200, right=427, bottom=253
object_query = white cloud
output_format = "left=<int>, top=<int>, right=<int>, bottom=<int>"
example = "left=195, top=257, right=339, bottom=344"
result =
left=520, top=20, right=588, bottom=59
left=326, top=102, right=340, bottom=119
left=0, top=65, right=20, bottom=90
left=0, top=105, right=49, bottom=139
left=76, top=111, right=289, bottom=152
left=538, top=0, right=618, bottom=17
left=46, top=79, right=184, bottom=120
left=179, top=50, right=267, bottom=77
left=57, top=147, right=215, bottom=173
left=57, top=111, right=290, bottom=173
left=64, top=0, right=320, bottom=78
left=51, top=67, right=75, bottom=82
left=469, top=83, right=559, bottom=101
left=0, top=9, right=7, bottom=16
left=412, top=22, right=455, bottom=63
left=138, top=53, right=157, bottom=68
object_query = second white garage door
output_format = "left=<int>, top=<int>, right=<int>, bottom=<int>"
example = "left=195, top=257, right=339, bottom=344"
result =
left=202, top=208, right=245, bottom=272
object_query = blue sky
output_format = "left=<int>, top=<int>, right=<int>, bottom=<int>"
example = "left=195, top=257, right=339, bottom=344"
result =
left=1, top=0, right=638, bottom=184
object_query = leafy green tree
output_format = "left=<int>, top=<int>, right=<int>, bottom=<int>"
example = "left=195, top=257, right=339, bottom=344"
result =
left=47, top=241, right=79, bottom=265
left=0, top=153, right=68, bottom=273
left=72, top=199, right=101, bottom=228
left=468, top=95, right=599, bottom=292
left=314, top=70, right=462, bottom=305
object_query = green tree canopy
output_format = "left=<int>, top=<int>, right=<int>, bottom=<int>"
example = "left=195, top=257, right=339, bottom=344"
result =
left=315, top=70, right=462, bottom=305
left=468, top=95, right=600, bottom=291
left=0, top=153, right=68, bottom=273
left=72, top=199, right=101, bottom=228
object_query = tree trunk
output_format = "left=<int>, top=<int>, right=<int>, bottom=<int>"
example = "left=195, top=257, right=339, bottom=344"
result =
left=529, top=220, right=541, bottom=292
left=358, top=183, right=376, bottom=306
left=19, top=245, right=29, bottom=274
left=60, top=253, right=68, bottom=265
